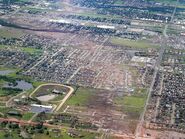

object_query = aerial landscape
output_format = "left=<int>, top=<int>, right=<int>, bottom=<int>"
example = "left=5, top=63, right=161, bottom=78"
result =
left=0, top=0, right=185, bottom=139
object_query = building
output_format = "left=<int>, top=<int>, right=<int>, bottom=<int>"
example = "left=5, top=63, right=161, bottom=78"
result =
left=52, top=89, right=66, bottom=95
left=31, top=104, right=53, bottom=113
left=96, top=25, right=115, bottom=29
left=52, top=89, right=60, bottom=94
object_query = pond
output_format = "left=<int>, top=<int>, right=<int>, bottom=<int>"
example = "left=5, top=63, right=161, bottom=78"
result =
left=4, top=80, right=33, bottom=91
left=0, top=70, right=14, bottom=75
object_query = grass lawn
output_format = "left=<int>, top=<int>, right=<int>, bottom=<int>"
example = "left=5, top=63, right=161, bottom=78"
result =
left=0, top=88, right=20, bottom=97
left=0, top=44, right=42, bottom=56
left=0, top=66, right=17, bottom=71
left=0, top=45, right=10, bottom=49
left=110, top=37, right=159, bottom=49
left=0, top=107, right=16, bottom=115
left=123, top=96, right=146, bottom=108
left=65, top=87, right=96, bottom=106
left=114, top=0, right=124, bottom=5
left=114, top=88, right=147, bottom=119
left=22, top=112, right=35, bottom=121
left=51, top=94, right=64, bottom=102
left=0, top=27, right=25, bottom=38
left=0, top=131, right=22, bottom=139
left=34, top=128, right=99, bottom=139
left=21, top=47, right=42, bottom=56
left=32, top=81, right=47, bottom=88
left=0, top=101, right=5, bottom=107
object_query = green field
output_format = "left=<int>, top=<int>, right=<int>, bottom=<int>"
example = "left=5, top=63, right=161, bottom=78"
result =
left=0, top=131, right=21, bottom=139
left=0, top=101, right=5, bottom=107
left=147, top=0, right=178, bottom=4
left=111, top=37, right=159, bottom=49
left=21, top=47, right=42, bottom=55
left=65, top=87, right=96, bottom=106
left=32, top=81, right=47, bottom=88
left=0, top=129, right=99, bottom=139
left=0, top=44, right=42, bottom=56
left=0, top=45, right=9, bottom=49
left=0, top=27, right=25, bottom=38
left=114, top=0, right=124, bottom=5
left=22, top=112, right=35, bottom=120
left=51, top=94, right=64, bottom=102
left=114, top=88, right=147, bottom=119
left=0, top=66, right=20, bottom=78
left=0, top=107, right=17, bottom=115
left=34, top=130, right=98, bottom=139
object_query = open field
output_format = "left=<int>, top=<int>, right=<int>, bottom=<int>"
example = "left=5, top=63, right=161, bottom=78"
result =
left=65, top=87, right=96, bottom=106
left=110, top=37, right=159, bottom=49
left=20, top=47, right=42, bottom=55
left=0, top=27, right=26, bottom=38
left=114, top=88, right=147, bottom=119
left=0, top=44, right=42, bottom=56
left=34, top=128, right=99, bottom=139
left=61, top=87, right=147, bottom=135
left=0, top=131, right=21, bottom=139
left=22, top=112, right=35, bottom=121
left=0, top=126, right=100, bottom=139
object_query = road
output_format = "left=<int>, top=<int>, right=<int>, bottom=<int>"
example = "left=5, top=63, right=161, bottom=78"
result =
left=153, top=73, right=164, bottom=122
left=6, top=91, right=27, bottom=107
left=66, top=67, right=81, bottom=84
left=135, top=1, right=178, bottom=138
left=0, top=117, right=79, bottom=130
left=54, top=84, right=74, bottom=112
left=0, top=117, right=100, bottom=135
left=66, top=37, right=109, bottom=84
left=135, top=44, right=165, bottom=138
left=29, top=83, right=74, bottom=112
left=26, top=34, right=76, bottom=73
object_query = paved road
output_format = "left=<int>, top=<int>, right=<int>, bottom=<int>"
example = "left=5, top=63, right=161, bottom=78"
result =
left=0, top=117, right=99, bottom=134
left=153, top=73, right=164, bottom=122
left=135, top=45, right=165, bottom=138
left=135, top=1, right=178, bottom=138
left=54, top=85, right=74, bottom=112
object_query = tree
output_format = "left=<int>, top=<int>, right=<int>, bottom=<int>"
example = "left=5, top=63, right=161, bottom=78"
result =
left=46, top=130, right=49, bottom=135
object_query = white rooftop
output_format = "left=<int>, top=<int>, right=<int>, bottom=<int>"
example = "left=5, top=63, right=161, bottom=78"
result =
left=31, top=104, right=53, bottom=109
left=97, top=25, right=115, bottom=29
